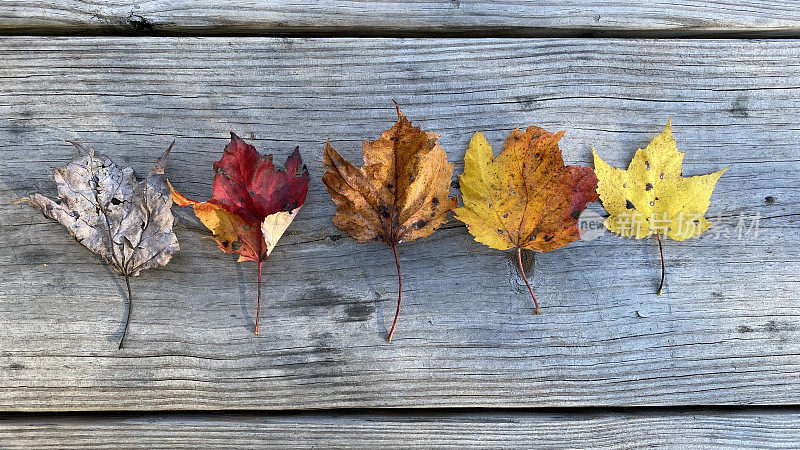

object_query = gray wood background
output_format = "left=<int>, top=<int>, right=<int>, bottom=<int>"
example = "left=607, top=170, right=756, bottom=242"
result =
left=4, top=1, right=800, bottom=36
left=1, top=2, right=799, bottom=448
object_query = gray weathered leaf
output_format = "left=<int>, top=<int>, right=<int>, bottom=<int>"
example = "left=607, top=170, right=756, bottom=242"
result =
left=18, top=142, right=179, bottom=277
left=16, top=141, right=180, bottom=349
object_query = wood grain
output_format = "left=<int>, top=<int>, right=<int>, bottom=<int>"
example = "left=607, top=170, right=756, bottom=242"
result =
left=2, top=1, right=800, bottom=36
left=2, top=409, right=799, bottom=448
left=1, top=38, right=799, bottom=411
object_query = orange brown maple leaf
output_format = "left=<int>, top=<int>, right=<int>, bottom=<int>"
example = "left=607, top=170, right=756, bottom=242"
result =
left=322, top=105, right=457, bottom=341
left=455, top=127, right=598, bottom=313
left=169, top=133, right=309, bottom=335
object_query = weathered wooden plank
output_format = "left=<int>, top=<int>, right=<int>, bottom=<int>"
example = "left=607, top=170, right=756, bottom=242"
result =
left=0, top=38, right=799, bottom=411
left=1, top=409, right=799, bottom=448
left=2, top=1, right=800, bottom=36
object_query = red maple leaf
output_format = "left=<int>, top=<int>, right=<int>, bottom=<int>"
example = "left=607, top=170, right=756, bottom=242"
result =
left=170, top=133, right=310, bottom=334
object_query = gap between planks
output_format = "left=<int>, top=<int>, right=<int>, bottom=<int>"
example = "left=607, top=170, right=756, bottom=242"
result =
left=2, top=407, right=800, bottom=448
left=3, top=26, right=800, bottom=39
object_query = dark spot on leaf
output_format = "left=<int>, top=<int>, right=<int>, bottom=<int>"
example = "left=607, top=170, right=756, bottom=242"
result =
left=660, top=173, right=665, bottom=179
left=415, top=220, right=427, bottom=228
left=497, top=229, right=504, bottom=235
left=243, top=225, right=249, bottom=231
left=386, top=183, right=393, bottom=189
left=378, top=205, right=391, bottom=219
left=431, top=197, right=439, bottom=205
left=645, top=161, right=650, bottom=170
left=544, top=235, right=553, bottom=241
left=645, top=183, right=653, bottom=191
left=649, top=201, right=655, bottom=206
left=503, top=213, right=509, bottom=218
left=409, top=174, right=415, bottom=182
left=625, top=200, right=635, bottom=209
left=249, top=191, right=255, bottom=196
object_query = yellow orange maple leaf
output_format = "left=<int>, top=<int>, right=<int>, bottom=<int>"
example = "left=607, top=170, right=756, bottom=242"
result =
left=455, top=126, right=598, bottom=313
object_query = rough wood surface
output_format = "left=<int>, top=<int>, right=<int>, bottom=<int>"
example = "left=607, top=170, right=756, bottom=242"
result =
left=2, top=409, right=799, bottom=448
left=1, top=37, right=799, bottom=412
left=3, top=1, right=800, bottom=36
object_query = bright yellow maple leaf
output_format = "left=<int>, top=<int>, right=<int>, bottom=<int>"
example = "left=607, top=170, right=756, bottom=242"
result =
left=593, top=119, right=727, bottom=294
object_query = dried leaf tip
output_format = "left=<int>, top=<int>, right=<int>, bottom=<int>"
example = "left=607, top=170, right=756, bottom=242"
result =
left=149, top=141, right=175, bottom=176
left=391, top=99, right=403, bottom=119
left=65, top=139, right=94, bottom=156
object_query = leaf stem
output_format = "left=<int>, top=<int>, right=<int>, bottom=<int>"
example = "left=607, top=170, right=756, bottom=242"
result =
left=255, top=260, right=262, bottom=335
left=118, top=273, right=132, bottom=350
left=517, top=248, right=540, bottom=314
left=656, top=233, right=665, bottom=295
left=387, top=242, right=403, bottom=342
